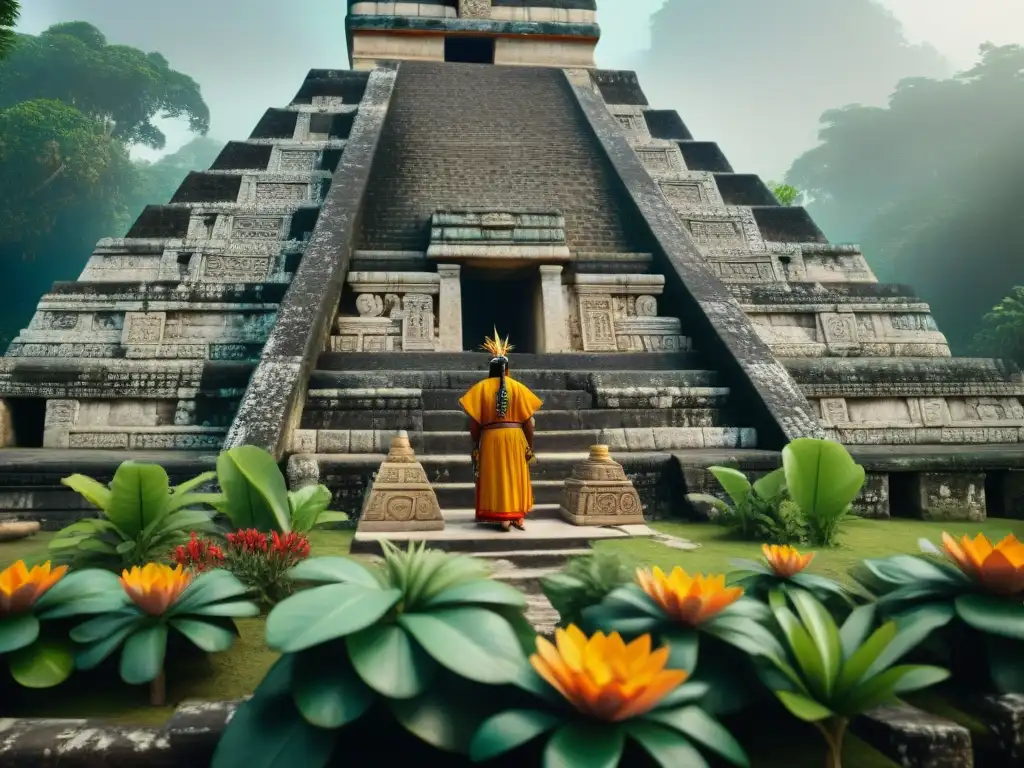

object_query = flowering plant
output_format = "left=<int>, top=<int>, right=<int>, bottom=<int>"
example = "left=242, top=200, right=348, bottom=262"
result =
left=729, top=544, right=849, bottom=605
left=173, top=532, right=225, bottom=572
left=221, top=528, right=312, bottom=607
left=471, top=626, right=749, bottom=768
left=69, top=563, right=258, bottom=705
left=856, top=531, right=1024, bottom=693
left=0, top=560, right=123, bottom=688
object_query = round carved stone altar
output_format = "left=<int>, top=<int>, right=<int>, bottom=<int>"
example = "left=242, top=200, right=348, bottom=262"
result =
left=0, top=520, right=40, bottom=542
left=358, top=431, right=445, bottom=532
left=559, top=445, right=645, bottom=526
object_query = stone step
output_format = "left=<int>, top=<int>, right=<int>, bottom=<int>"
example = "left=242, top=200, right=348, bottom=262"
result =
left=300, top=407, right=731, bottom=432
left=412, top=427, right=753, bottom=454
left=473, top=547, right=592, bottom=570
left=434, top=479, right=565, bottom=508
left=351, top=507, right=653, bottom=554
left=317, top=351, right=702, bottom=372
left=424, top=388, right=594, bottom=410
left=306, top=368, right=722, bottom=391
left=496, top=566, right=560, bottom=596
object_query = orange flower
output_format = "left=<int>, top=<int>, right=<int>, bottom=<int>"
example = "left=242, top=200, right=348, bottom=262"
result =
left=0, top=560, right=68, bottom=617
left=942, top=532, right=1024, bottom=596
left=636, top=566, right=743, bottom=625
left=530, top=626, right=687, bottom=722
left=120, top=563, right=192, bottom=616
left=762, top=544, right=815, bottom=578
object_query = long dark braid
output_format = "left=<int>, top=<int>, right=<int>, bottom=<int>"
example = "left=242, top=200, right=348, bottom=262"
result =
left=494, top=356, right=509, bottom=419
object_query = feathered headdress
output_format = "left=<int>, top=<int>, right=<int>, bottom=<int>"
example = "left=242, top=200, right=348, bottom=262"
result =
left=481, top=327, right=514, bottom=361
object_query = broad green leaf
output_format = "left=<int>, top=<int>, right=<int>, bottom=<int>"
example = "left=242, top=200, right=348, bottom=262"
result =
left=0, top=614, right=40, bottom=653
left=470, top=709, right=560, bottom=762
left=836, top=622, right=897, bottom=696
left=891, top=665, right=951, bottom=693
left=60, top=474, right=113, bottom=511
left=172, top=569, right=252, bottom=615
left=288, top=485, right=333, bottom=533
left=168, top=471, right=217, bottom=505
left=40, top=592, right=131, bottom=620
left=186, top=601, right=261, bottom=619
left=789, top=590, right=843, bottom=697
left=108, top=462, right=172, bottom=538
left=752, top=467, right=787, bottom=501
left=409, top=551, right=490, bottom=602
left=119, top=624, right=169, bottom=684
left=864, top=555, right=964, bottom=588
left=545, top=721, right=625, bottom=768
left=955, top=594, right=1024, bottom=641
left=346, top=623, right=437, bottom=699
left=708, top=466, right=752, bottom=507
left=865, top=605, right=957, bottom=678
left=662, top=630, right=699, bottom=672
left=218, top=446, right=291, bottom=533
left=986, top=634, right=1024, bottom=694
left=839, top=664, right=949, bottom=714
left=34, top=567, right=122, bottom=613
left=421, top=579, right=528, bottom=611
left=390, top=676, right=488, bottom=753
left=170, top=618, right=237, bottom=653
left=582, top=604, right=660, bottom=636
left=152, top=508, right=216, bottom=537
left=791, top=572, right=848, bottom=598
left=628, top=721, right=710, bottom=768
left=70, top=609, right=143, bottom=644
left=398, top=607, right=526, bottom=685
left=782, top=438, right=864, bottom=519
left=657, top=681, right=711, bottom=710
left=647, top=706, right=750, bottom=767
left=289, top=556, right=382, bottom=590
left=75, top=626, right=136, bottom=670
left=266, top=584, right=402, bottom=653
left=292, top=642, right=374, bottom=729
left=774, top=690, right=834, bottom=722
left=603, top=583, right=666, bottom=619
left=312, top=511, right=349, bottom=527
left=8, top=639, right=75, bottom=688
left=839, top=604, right=877, bottom=659
left=772, top=605, right=828, bottom=699
left=703, top=616, right=785, bottom=660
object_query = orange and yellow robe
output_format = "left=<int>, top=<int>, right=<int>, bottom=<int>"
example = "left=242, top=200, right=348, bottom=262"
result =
left=458, top=376, right=544, bottom=523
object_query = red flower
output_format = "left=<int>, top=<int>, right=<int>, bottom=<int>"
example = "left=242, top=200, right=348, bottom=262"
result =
left=226, top=529, right=269, bottom=553
left=173, top=532, right=225, bottom=573
left=272, top=531, right=311, bottom=561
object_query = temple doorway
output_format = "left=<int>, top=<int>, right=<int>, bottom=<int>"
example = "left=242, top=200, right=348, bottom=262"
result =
left=461, top=267, right=538, bottom=354
left=444, top=36, right=495, bottom=64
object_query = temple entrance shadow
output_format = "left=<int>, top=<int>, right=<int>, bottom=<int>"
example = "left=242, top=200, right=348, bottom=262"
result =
left=460, top=267, right=538, bottom=354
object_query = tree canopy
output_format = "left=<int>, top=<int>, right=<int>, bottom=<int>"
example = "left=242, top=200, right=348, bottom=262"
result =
left=787, top=43, right=1024, bottom=353
left=0, top=0, right=17, bottom=59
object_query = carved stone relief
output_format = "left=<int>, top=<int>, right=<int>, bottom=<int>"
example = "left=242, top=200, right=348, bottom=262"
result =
left=560, top=445, right=645, bottom=526
left=458, top=0, right=491, bottom=19
left=359, top=432, right=444, bottom=532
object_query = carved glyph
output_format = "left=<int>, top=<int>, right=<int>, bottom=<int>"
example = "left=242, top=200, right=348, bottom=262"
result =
left=458, top=0, right=491, bottom=19
left=559, top=445, right=645, bottom=526
left=358, top=432, right=444, bottom=532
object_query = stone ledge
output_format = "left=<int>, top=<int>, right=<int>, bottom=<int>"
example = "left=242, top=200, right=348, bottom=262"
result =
left=347, top=15, right=601, bottom=39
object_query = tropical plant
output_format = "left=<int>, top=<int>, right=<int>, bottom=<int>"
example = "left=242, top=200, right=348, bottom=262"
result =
left=0, top=0, right=18, bottom=60
left=69, top=563, right=258, bottom=705
left=539, top=551, right=633, bottom=629
left=212, top=542, right=535, bottom=767
left=214, top=446, right=348, bottom=534
left=730, top=544, right=849, bottom=605
left=582, top=566, right=778, bottom=714
left=172, top=532, right=226, bottom=573
left=51, top=461, right=220, bottom=570
left=0, top=560, right=123, bottom=688
left=782, top=439, right=865, bottom=547
left=855, top=532, right=1024, bottom=693
left=756, top=588, right=949, bottom=768
left=687, top=466, right=804, bottom=544
left=471, top=626, right=749, bottom=768
left=768, top=182, right=802, bottom=207
left=226, top=529, right=310, bottom=608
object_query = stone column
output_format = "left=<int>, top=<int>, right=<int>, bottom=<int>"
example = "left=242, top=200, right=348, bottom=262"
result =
left=437, top=264, right=463, bottom=352
left=539, top=265, right=569, bottom=353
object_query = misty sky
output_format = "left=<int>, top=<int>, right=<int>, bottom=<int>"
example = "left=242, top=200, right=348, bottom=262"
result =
left=14, top=0, right=1024, bottom=177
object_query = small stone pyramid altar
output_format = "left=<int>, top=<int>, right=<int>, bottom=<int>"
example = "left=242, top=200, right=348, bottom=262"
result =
left=559, top=445, right=646, bottom=526
left=358, top=431, right=444, bottom=532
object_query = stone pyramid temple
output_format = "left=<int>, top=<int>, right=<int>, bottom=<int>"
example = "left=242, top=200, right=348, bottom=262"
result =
left=1, top=0, right=1022, bottom=527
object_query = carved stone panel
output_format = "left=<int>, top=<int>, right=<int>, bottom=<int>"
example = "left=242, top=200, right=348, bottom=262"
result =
left=277, top=151, right=316, bottom=172
left=660, top=182, right=705, bottom=209
left=200, top=255, right=273, bottom=283
left=358, top=432, right=444, bottom=532
left=819, top=398, right=850, bottom=427
left=636, top=148, right=684, bottom=176
left=684, top=219, right=746, bottom=249
left=560, top=445, right=645, bottom=526
left=398, top=294, right=435, bottom=352
left=255, top=184, right=306, bottom=203
left=122, top=313, right=165, bottom=348
left=819, top=312, right=860, bottom=353
left=459, top=0, right=491, bottom=19
left=578, top=296, right=618, bottom=352
left=232, top=216, right=284, bottom=241
left=920, top=398, right=951, bottom=427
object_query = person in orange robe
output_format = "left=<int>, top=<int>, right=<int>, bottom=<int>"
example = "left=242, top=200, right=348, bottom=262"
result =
left=458, top=329, right=544, bottom=531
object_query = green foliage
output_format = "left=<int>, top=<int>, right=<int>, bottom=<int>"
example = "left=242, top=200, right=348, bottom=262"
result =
left=972, top=286, right=1024, bottom=367
left=51, top=461, right=219, bottom=570
left=70, top=569, right=258, bottom=686
left=214, top=446, right=348, bottom=534
left=0, top=0, right=18, bottom=60
left=757, top=589, right=948, bottom=767
left=212, top=542, right=534, bottom=767
left=768, top=182, right=801, bottom=206
left=688, top=466, right=804, bottom=544
left=783, top=438, right=866, bottom=547
left=729, top=556, right=849, bottom=607
left=0, top=568, right=124, bottom=688
left=539, top=551, right=633, bottom=629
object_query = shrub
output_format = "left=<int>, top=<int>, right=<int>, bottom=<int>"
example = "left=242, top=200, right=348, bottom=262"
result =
left=212, top=542, right=535, bottom=767
left=214, top=446, right=348, bottom=534
left=69, top=563, right=258, bottom=705
left=539, top=551, right=633, bottom=629
left=688, top=466, right=803, bottom=544
left=0, top=560, right=123, bottom=688
left=855, top=532, right=1024, bottom=694
left=52, top=462, right=219, bottom=570
left=754, top=589, right=948, bottom=768
left=782, top=439, right=865, bottom=548
left=471, top=626, right=749, bottom=768
left=225, top=529, right=310, bottom=608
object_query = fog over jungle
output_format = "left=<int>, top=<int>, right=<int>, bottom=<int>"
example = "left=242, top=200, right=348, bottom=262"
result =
left=6, top=0, right=1024, bottom=357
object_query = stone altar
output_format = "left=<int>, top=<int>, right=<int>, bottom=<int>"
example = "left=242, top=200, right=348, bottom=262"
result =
left=560, top=445, right=645, bottom=526
left=358, top=431, right=444, bottom=532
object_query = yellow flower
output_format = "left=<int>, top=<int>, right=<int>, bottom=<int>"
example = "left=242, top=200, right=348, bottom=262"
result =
left=942, top=532, right=1024, bottom=596
left=0, top=560, right=68, bottom=617
left=120, top=563, right=192, bottom=616
left=762, top=544, right=815, bottom=578
left=636, top=566, right=743, bottom=625
left=530, top=626, right=687, bottom=722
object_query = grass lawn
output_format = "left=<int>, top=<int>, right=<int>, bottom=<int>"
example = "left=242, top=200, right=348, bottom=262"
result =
left=2, top=517, right=1015, bottom=766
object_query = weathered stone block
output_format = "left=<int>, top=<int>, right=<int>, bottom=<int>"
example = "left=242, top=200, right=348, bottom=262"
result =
left=852, top=703, right=973, bottom=768
left=290, top=429, right=317, bottom=453
left=359, top=431, right=443, bottom=532
left=856, top=472, right=891, bottom=519
left=912, top=472, right=987, bottom=521
left=966, top=694, right=1024, bottom=764
left=560, top=445, right=645, bottom=526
